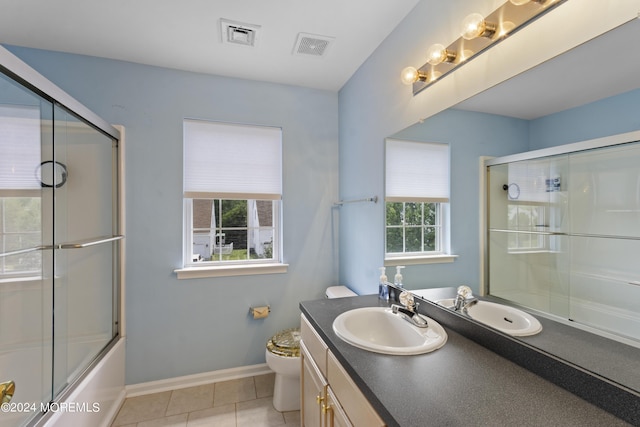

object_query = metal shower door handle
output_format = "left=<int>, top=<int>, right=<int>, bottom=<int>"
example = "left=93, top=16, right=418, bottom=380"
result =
left=1, top=380, right=15, bottom=404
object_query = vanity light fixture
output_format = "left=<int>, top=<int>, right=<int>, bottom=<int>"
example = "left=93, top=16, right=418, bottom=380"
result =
left=461, top=13, right=497, bottom=40
left=401, top=0, right=567, bottom=95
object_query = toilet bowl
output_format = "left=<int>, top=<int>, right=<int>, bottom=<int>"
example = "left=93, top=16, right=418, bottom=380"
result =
left=265, top=287, right=357, bottom=412
left=265, top=328, right=301, bottom=412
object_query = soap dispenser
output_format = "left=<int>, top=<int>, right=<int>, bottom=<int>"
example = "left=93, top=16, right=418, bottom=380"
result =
left=378, top=267, right=389, bottom=301
left=394, top=265, right=405, bottom=288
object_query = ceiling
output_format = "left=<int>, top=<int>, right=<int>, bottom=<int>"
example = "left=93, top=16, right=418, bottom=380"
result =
left=456, top=18, right=640, bottom=120
left=0, top=0, right=420, bottom=91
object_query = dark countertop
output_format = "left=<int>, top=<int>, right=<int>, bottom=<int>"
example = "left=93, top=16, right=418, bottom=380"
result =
left=300, top=295, right=630, bottom=427
left=411, top=287, right=640, bottom=394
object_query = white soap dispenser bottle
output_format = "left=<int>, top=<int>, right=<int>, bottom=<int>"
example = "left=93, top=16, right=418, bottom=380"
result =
left=378, top=267, right=389, bottom=301
left=394, top=265, right=405, bottom=288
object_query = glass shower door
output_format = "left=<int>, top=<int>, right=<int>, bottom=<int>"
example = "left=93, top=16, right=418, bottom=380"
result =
left=487, top=155, right=570, bottom=316
left=0, top=72, right=54, bottom=426
left=51, top=105, right=119, bottom=396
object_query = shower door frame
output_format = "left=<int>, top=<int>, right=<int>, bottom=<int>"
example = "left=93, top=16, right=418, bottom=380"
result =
left=0, top=45, right=125, bottom=426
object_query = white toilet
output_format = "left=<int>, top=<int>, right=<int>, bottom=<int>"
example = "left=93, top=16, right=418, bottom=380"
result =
left=265, top=286, right=356, bottom=412
left=265, top=328, right=302, bottom=412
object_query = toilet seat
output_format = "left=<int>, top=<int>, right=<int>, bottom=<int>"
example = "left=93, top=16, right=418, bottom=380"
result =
left=266, top=328, right=300, bottom=358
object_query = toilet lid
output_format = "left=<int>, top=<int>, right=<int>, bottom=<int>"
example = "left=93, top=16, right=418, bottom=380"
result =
left=267, top=327, right=301, bottom=357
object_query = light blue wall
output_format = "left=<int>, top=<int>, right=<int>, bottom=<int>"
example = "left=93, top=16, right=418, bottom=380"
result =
left=7, top=46, right=339, bottom=385
left=529, top=88, right=640, bottom=150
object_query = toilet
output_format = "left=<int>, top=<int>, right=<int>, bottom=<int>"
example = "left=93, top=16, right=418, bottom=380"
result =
left=265, top=328, right=302, bottom=412
left=265, top=286, right=357, bottom=412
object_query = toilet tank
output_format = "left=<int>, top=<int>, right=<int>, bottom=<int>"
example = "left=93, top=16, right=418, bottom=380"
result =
left=326, top=286, right=357, bottom=299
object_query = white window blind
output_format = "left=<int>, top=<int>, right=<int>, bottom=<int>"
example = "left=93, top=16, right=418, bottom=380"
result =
left=0, top=105, right=41, bottom=191
left=183, top=119, right=282, bottom=200
left=385, top=139, right=449, bottom=202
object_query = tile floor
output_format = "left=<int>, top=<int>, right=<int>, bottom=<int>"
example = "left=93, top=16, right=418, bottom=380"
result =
left=111, top=373, right=300, bottom=427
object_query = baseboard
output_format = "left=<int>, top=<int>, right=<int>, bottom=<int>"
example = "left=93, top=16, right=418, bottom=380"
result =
left=125, top=363, right=273, bottom=397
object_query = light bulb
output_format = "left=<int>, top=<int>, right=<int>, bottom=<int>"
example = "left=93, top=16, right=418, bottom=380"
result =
left=400, top=67, right=419, bottom=85
left=426, top=44, right=456, bottom=65
left=461, top=13, right=496, bottom=40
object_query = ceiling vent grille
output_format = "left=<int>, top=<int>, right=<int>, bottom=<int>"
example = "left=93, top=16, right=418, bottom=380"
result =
left=293, top=33, right=334, bottom=57
left=220, top=19, right=261, bottom=47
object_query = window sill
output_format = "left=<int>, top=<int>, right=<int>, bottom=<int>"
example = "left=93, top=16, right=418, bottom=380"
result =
left=175, top=263, right=288, bottom=279
left=385, top=254, right=458, bottom=266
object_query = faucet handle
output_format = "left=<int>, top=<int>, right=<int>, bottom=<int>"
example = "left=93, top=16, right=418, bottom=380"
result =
left=456, top=285, right=473, bottom=299
left=399, top=291, right=415, bottom=310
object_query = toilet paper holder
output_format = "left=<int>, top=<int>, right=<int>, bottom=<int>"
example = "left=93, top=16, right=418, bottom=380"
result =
left=249, top=305, right=271, bottom=319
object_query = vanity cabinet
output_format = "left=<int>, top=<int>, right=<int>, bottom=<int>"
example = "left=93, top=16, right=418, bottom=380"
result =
left=300, top=314, right=385, bottom=427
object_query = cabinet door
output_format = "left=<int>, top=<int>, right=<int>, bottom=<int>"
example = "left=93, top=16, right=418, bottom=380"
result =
left=301, top=343, right=327, bottom=427
left=326, top=387, right=353, bottom=427
left=327, top=352, right=385, bottom=427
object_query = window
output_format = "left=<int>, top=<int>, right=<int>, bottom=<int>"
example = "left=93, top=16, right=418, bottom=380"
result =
left=385, top=139, right=451, bottom=260
left=181, top=120, right=283, bottom=272
left=0, top=105, right=42, bottom=278
left=386, top=202, right=442, bottom=253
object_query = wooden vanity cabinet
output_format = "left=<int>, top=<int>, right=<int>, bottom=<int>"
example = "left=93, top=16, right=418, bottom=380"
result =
left=300, top=314, right=385, bottom=427
left=325, top=387, right=351, bottom=427
left=301, top=340, right=327, bottom=427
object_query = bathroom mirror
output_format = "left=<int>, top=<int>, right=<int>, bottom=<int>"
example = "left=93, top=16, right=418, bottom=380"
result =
left=393, top=18, right=640, bottom=394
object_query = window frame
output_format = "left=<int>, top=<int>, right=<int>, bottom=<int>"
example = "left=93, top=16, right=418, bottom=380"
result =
left=182, top=197, right=282, bottom=268
left=176, top=120, right=287, bottom=279
left=385, top=201, right=443, bottom=256
left=384, top=138, right=456, bottom=265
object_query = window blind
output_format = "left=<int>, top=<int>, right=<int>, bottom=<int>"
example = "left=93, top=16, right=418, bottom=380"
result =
left=183, top=119, right=282, bottom=200
left=385, top=139, right=449, bottom=203
left=0, top=105, right=41, bottom=191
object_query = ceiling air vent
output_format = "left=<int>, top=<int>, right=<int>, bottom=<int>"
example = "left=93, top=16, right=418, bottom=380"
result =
left=293, top=33, right=334, bottom=57
left=220, top=19, right=261, bottom=47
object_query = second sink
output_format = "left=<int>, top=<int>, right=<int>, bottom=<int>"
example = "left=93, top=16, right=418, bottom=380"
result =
left=437, top=299, right=542, bottom=337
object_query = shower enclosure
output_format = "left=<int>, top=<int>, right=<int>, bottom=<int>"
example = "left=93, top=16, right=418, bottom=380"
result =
left=485, top=132, right=640, bottom=346
left=0, top=47, right=122, bottom=426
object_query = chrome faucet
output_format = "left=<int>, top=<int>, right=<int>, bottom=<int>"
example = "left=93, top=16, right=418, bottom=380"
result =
left=391, top=290, right=429, bottom=328
left=453, top=285, right=477, bottom=312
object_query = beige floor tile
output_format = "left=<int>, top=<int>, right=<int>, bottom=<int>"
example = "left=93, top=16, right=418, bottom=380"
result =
left=111, top=391, right=172, bottom=426
left=283, top=410, right=300, bottom=425
left=165, top=384, right=215, bottom=416
left=112, top=375, right=296, bottom=427
left=137, top=413, right=189, bottom=427
left=187, top=404, right=236, bottom=427
left=236, top=396, right=286, bottom=427
left=213, top=377, right=256, bottom=407
left=254, top=373, right=275, bottom=398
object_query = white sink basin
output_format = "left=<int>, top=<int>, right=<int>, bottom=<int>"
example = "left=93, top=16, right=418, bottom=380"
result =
left=332, top=307, right=447, bottom=355
left=437, top=299, right=542, bottom=337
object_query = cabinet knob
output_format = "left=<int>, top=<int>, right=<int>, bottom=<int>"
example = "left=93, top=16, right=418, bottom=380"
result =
left=316, top=394, right=324, bottom=405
